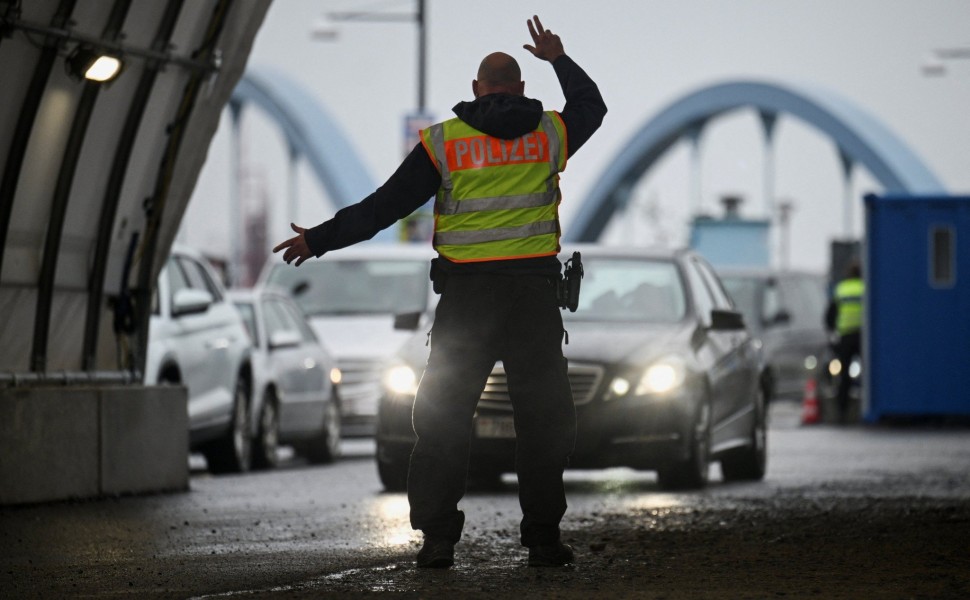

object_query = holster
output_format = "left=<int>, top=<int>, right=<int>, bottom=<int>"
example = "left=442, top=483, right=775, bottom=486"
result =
left=557, top=252, right=583, bottom=312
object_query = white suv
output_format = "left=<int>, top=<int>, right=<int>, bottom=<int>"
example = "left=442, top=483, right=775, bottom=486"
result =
left=145, top=245, right=255, bottom=473
left=259, top=244, right=436, bottom=437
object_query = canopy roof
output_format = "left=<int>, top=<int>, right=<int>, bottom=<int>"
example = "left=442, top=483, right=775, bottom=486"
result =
left=0, top=0, right=271, bottom=378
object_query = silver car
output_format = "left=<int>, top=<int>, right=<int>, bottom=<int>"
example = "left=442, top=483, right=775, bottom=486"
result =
left=145, top=245, right=254, bottom=474
left=229, top=288, right=341, bottom=468
left=259, top=244, right=437, bottom=437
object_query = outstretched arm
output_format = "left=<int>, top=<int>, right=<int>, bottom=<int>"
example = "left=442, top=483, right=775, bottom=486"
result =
left=271, top=144, right=441, bottom=266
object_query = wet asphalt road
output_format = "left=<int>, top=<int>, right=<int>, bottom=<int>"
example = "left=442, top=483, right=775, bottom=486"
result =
left=2, top=401, right=969, bottom=599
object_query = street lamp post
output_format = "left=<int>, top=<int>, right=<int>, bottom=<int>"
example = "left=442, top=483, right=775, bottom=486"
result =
left=312, top=1, right=434, bottom=242
left=314, top=0, right=427, bottom=113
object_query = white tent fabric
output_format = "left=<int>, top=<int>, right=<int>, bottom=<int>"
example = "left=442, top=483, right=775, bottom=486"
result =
left=0, top=0, right=271, bottom=379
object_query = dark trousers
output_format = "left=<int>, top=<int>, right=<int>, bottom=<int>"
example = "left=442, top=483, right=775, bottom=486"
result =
left=835, top=330, right=861, bottom=418
left=407, top=273, right=576, bottom=547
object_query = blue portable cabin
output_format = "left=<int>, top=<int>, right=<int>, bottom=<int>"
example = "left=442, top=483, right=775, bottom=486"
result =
left=689, top=197, right=770, bottom=269
left=689, top=216, right=771, bottom=269
left=864, top=193, right=970, bottom=420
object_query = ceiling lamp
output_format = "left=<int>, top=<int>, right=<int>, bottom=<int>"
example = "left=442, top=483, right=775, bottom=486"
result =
left=66, top=44, right=123, bottom=83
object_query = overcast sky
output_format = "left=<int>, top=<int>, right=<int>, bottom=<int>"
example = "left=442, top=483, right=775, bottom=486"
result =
left=183, top=0, right=970, bottom=274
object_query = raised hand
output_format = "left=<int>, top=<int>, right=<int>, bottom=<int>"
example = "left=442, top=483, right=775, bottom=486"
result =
left=523, top=15, right=564, bottom=63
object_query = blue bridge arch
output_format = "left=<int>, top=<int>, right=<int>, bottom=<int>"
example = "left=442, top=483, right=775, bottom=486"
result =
left=231, top=65, right=375, bottom=209
left=565, top=79, right=947, bottom=242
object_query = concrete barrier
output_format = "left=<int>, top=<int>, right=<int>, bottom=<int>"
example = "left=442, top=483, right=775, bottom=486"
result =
left=0, top=385, right=188, bottom=505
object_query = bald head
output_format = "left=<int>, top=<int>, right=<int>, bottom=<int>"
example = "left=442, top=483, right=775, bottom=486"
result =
left=473, top=52, right=525, bottom=98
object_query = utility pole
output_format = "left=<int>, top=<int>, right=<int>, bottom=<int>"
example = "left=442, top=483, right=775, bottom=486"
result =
left=777, top=199, right=795, bottom=271
left=314, top=0, right=427, bottom=114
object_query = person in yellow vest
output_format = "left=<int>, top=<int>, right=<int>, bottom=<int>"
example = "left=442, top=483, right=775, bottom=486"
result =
left=273, top=16, right=606, bottom=569
left=825, top=260, right=864, bottom=422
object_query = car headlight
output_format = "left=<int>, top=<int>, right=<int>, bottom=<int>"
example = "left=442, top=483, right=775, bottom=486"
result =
left=609, top=377, right=631, bottom=397
left=385, top=365, right=418, bottom=396
left=848, top=358, right=862, bottom=379
left=828, top=358, right=842, bottom=377
left=635, top=356, right=687, bottom=396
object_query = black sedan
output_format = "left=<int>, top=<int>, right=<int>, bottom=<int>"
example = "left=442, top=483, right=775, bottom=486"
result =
left=376, top=246, right=767, bottom=491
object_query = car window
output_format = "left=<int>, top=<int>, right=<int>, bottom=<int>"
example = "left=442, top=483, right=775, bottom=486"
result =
left=567, top=257, right=686, bottom=323
left=269, top=299, right=308, bottom=341
left=779, top=275, right=825, bottom=328
left=683, top=258, right=715, bottom=322
left=692, top=257, right=734, bottom=310
left=278, top=299, right=318, bottom=343
left=178, top=256, right=223, bottom=302
left=262, top=299, right=291, bottom=338
left=165, top=257, right=190, bottom=309
left=233, top=301, right=260, bottom=347
left=264, top=259, right=429, bottom=316
left=720, top=276, right=761, bottom=328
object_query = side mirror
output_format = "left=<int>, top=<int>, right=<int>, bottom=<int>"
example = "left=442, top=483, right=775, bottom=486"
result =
left=269, top=329, right=302, bottom=350
left=172, top=288, right=213, bottom=317
left=710, top=308, right=745, bottom=331
left=768, top=310, right=792, bottom=326
left=393, top=311, right=422, bottom=331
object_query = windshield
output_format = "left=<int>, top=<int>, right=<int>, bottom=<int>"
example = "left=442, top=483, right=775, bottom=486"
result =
left=265, top=258, right=429, bottom=316
left=565, top=257, right=687, bottom=323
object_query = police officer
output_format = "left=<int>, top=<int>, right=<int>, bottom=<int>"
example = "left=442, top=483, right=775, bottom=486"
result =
left=274, top=15, right=606, bottom=569
left=825, top=260, right=864, bottom=422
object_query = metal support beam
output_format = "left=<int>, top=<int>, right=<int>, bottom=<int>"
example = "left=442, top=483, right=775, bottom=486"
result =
left=133, top=0, right=233, bottom=378
left=839, top=148, right=855, bottom=238
left=686, top=121, right=704, bottom=216
left=228, top=100, right=243, bottom=287
left=759, top=111, right=778, bottom=218
left=0, top=0, right=76, bottom=285
left=760, top=110, right=778, bottom=266
left=287, top=142, right=299, bottom=228
left=33, top=0, right=132, bottom=372
left=83, top=0, right=185, bottom=371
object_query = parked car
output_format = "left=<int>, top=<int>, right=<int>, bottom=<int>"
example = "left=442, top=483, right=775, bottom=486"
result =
left=718, top=269, right=829, bottom=402
left=145, top=245, right=254, bottom=474
left=259, top=244, right=437, bottom=437
left=228, top=287, right=342, bottom=468
left=376, top=245, right=767, bottom=491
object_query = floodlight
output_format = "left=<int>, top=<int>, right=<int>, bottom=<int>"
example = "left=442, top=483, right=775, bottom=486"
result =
left=67, top=44, right=123, bottom=83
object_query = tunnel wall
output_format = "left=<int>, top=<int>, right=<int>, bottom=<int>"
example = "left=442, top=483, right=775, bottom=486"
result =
left=0, top=386, right=188, bottom=505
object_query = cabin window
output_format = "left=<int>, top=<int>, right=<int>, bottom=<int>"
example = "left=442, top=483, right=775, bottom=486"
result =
left=929, top=226, right=955, bottom=288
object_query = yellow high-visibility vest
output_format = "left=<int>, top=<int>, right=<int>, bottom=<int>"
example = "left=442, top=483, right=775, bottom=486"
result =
left=834, top=277, right=864, bottom=334
left=420, top=111, right=568, bottom=262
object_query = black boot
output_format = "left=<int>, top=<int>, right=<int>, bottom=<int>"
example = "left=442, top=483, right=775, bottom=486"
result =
left=416, top=536, right=455, bottom=568
left=528, top=542, right=574, bottom=567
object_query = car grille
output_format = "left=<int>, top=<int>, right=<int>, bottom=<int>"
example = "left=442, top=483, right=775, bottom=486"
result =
left=479, top=361, right=604, bottom=409
left=336, top=358, right=384, bottom=417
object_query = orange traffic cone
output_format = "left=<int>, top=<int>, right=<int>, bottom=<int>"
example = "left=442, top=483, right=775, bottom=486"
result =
left=801, top=377, right=820, bottom=425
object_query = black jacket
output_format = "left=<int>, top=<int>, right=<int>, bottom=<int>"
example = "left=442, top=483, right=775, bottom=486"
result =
left=304, top=54, right=607, bottom=275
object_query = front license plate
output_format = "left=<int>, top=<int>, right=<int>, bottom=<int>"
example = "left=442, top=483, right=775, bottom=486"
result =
left=475, top=416, right=516, bottom=439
